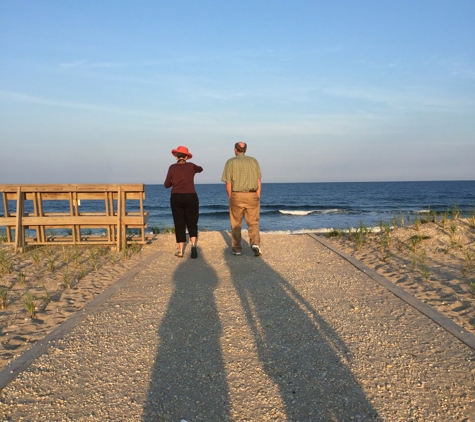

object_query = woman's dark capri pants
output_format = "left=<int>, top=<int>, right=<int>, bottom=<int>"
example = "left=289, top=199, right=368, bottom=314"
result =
left=170, top=193, right=199, bottom=243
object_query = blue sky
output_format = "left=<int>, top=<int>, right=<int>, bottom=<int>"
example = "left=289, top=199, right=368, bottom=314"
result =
left=1, top=0, right=474, bottom=184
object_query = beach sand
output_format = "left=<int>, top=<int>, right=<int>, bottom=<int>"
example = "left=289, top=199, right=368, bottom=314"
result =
left=0, top=230, right=473, bottom=420
left=0, top=239, right=161, bottom=371
left=1, top=218, right=474, bottom=373
left=323, top=217, right=475, bottom=336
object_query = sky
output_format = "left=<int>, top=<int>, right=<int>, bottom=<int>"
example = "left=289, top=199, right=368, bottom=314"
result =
left=1, top=0, right=474, bottom=184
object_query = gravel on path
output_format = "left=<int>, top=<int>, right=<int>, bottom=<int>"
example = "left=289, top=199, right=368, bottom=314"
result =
left=0, top=232, right=474, bottom=421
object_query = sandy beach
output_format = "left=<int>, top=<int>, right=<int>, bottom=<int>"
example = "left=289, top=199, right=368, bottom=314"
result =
left=323, top=216, right=475, bottom=336
left=0, top=239, right=161, bottom=372
left=0, top=226, right=474, bottom=420
left=1, top=217, right=474, bottom=371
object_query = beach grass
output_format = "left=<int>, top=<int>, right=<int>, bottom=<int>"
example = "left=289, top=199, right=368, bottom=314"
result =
left=469, top=278, right=475, bottom=296
left=326, top=229, right=344, bottom=239
left=121, top=246, right=131, bottom=260
left=409, top=235, right=430, bottom=252
left=40, top=283, right=51, bottom=305
left=468, top=210, right=475, bottom=229
left=88, top=249, right=100, bottom=271
left=0, top=287, right=7, bottom=309
left=450, top=205, right=461, bottom=221
left=439, top=211, right=448, bottom=229
left=22, top=293, right=36, bottom=318
left=46, top=255, right=56, bottom=272
left=462, top=248, right=473, bottom=267
left=0, top=222, right=474, bottom=373
left=17, top=270, right=26, bottom=286
left=323, top=216, right=475, bottom=334
left=0, top=241, right=145, bottom=328
left=0, top=236, right=154, bottom=373
left=414, top=217, right=422, bottom=231
left=0, top=248, right=13, bottom=275
left=30, top=248, right=41, bottom=269
left=420, top=263, right=431, bottom=282
left=61, top=271, right=72, bottom=289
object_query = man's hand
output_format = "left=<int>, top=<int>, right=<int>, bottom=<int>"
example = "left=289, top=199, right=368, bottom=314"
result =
left=225, top=182, right=232, bottom=199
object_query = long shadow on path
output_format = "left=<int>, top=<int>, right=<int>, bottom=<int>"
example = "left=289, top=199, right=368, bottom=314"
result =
left=142, top=254, right=230, bottom=421
left=221, top=232, right=380, bottom=420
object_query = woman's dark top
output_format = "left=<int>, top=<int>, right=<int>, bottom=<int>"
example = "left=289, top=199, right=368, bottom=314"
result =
left=164, top=162, right=203, bottom=194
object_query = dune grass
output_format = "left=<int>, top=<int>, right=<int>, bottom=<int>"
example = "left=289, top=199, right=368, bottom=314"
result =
left=326, top=216, right=475, bottom=307
left=0, top=239, right=145, bottom=328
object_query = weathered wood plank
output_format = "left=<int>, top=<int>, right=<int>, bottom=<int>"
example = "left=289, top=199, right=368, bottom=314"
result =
left=0, top=184, right=149, bottom=251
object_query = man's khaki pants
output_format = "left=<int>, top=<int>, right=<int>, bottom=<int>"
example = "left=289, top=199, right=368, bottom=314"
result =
left=229, top=192, right=260, bottom=253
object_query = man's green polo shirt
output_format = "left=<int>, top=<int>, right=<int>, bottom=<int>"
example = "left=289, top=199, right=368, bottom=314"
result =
left=221, top=154, right=262, bottom=192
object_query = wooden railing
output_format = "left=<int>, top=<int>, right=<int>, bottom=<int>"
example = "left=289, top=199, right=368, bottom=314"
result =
left=0, top=184, right=150, bottom=252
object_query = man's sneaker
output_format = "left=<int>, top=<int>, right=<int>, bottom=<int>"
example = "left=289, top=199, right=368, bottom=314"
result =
left=232, top=251, right=242, bottom=256
left=251, top=245, right=262, bottom=256
left=191, top=246, right=198, bottom=259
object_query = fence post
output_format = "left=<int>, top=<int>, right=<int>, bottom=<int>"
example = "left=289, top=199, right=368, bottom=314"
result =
left=14, top=187, right=25, bottom=253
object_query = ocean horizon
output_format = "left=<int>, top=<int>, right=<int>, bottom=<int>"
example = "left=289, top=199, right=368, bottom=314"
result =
left=1, top=181, right=474, bottom=235
left=146, top=180, right=475, bottom=233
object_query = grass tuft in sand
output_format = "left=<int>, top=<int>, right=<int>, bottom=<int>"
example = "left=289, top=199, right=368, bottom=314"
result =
left=325, top=216, right=475, bottom=334
left=0, top=239, right=151, bottom=371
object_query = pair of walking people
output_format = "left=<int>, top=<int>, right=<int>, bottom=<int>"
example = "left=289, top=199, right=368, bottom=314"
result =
left=164, top=142, right=262, bottom=259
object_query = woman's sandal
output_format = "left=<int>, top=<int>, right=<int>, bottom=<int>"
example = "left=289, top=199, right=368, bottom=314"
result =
left=174, top=250, right=184, bottom=258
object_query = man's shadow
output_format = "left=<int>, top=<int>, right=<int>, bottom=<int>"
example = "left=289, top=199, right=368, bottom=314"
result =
left=221, top=232, right=380, bottom=420
left=142, top=255, right=230, bottom=421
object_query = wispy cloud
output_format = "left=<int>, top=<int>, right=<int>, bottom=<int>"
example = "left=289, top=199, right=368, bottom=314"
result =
left=0, top=89, right=121, bottom=112
left=450, top=61, right=475, bottom=80
left=322, top=86, right=475, bottom=112
left=194, top=89, right=246, bottom=101
left=0, top=89, right=392, bottom=136
left=59, top=60, right=89, bottom=68
left=58, top=59, right=158, bottom=69
left=57, top=57, right=209, bottom=69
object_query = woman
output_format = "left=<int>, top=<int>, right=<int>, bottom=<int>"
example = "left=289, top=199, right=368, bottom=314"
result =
left=164, top=146, right=203, bottom=258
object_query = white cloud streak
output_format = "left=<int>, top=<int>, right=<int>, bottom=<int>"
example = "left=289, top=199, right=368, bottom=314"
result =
left=322, top=86, right=475, bottom=112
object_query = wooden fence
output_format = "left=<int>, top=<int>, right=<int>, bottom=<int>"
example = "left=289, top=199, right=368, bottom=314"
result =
left=0, top=184, right=150, bottom=252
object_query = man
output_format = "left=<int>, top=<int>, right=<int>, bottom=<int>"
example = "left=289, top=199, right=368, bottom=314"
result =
left=221, top=142, right=262, bottom=256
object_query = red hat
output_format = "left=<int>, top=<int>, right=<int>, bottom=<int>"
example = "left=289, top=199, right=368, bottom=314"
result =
left=171, top=146, right=192, bottom=159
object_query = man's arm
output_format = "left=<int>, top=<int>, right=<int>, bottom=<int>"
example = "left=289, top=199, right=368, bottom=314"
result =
left=225, top=182, right=232, bottom=199
left=164, top=167, right=172, bottom=188
left=257, top=178, right=262, bottom=198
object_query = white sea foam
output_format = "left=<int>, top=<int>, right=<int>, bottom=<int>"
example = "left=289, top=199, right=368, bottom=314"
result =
left=288, top=228, right=335, bottom=234
left=211, top=226, right=390, bottom=235
left=261, top=230, right=293, bottom=235
left=265, top=225, right=387, bottom=235
left=261, top=228, right=342, bottom=235
left=279, top=208, right=341, bottom=216
left=279, top=210, right=315, bottom=216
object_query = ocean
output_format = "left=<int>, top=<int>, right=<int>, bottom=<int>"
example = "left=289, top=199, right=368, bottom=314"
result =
left=147, top=181, right=475, bottom=233
left=1, top=181, right=474, bottom=235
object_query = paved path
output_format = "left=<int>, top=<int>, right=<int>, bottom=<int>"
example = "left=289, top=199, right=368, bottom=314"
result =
left=0, top=232, right=474, bottom=421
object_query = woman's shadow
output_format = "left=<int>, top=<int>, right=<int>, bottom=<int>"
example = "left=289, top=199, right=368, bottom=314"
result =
left=221, top=232, right=381, bottom=420
left=142, top=254, right=230, bottom=421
